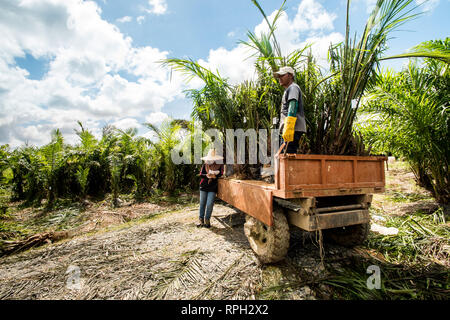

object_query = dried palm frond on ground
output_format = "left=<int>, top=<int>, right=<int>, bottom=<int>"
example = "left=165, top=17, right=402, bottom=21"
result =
left=0, top=161, right=448, bottom=300
left=0, top=206, right=263, bottom=300
left=0, top=231, right=69, bottom=257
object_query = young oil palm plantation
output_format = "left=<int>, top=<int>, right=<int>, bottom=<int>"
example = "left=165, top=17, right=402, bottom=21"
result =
left=359, top=56, right=449, bottom=204
left=246, top=0, right=422, bottom=155
left=164, top=0, right=424, bottom=160
left=7, top=146, right=38, bottom=202
left=326, top=0, right=421, bottom=155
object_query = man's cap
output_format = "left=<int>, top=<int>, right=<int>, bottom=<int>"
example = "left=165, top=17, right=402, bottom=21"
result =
left=274, top=66, right=295, bottom=78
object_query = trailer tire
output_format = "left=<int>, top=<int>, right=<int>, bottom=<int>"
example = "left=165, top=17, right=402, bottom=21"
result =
left=244, top=208, right=290, bottom=264
left=323, top=222, right=370, bottom=247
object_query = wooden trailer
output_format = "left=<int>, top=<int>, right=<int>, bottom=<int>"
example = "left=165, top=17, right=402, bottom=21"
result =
left=217, top=153, right=387, bottom=263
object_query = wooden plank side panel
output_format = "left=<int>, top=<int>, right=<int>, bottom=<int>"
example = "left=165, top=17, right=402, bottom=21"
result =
left=217, top=179, right=273, bottom=226
left=279, top=155, right=386, bottom=193
left=356, top=160, right=383, bottom=183
left=287, top=159, right=321, bottom=187
left=273, top=186, right=385, bottom=199
left=287, top=209, right=370, bottom=231
left=282, top=154, right=387, bottom=161
left=325, top=160, right=354, bottom=184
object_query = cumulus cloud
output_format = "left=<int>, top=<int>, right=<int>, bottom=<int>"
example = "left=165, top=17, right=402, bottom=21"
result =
left=198, top=44, right=257, bottom=85
left=145, top=0, right=168, bottom=15
left=112, top=118, right=142, bottom=131
left=0, top=0, right=344, bottom=148
left=0, top=0, right=184, bottom=147
left=116, top=16, right=132, bottom=23
left=145, top=111, right=170, bottom=124
left=199, top=0, right=342, bottom=84
left=254, top=0, right=340, bottom=58
left=415, top=0, right=440, bottom=12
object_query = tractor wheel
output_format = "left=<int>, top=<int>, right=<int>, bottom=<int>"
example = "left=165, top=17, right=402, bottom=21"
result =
left=244, top=208, right=290, bottom=264
left=323, top=222, right=370, bottom=247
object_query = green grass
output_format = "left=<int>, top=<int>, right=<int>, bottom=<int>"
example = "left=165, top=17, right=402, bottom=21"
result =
left=385, top=190, right=434, bottom=203
left=367, top=208, right=449, bottom=266
left=321, top=162, right=449, bottom=300
left=322, top=203, right=449, bottom=300
left=323, top=256, right=449, bottom=300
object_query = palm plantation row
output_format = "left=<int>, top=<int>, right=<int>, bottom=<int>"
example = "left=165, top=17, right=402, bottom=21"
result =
left=0, top=121, right=198, bottom=208
left=0, top=0, right=448, bottom=207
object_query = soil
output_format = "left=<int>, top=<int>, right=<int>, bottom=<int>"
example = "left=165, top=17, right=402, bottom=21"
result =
left=0, top=201, right=341, bottom=300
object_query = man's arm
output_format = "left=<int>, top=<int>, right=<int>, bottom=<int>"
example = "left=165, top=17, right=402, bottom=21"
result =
left=282, top=99, right=299, bottom=142
left=287, top=99, right=298, bottom=117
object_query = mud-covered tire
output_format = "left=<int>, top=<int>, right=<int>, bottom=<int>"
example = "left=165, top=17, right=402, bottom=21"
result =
left=323, top=223, right=370, bottom=247
left=244, top=208, right=290, bottom=264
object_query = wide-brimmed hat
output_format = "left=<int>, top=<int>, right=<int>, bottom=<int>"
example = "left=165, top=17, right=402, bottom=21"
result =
left=201, top=148, right=224, bottom=161
left=274, top=66, right=295, bottom=78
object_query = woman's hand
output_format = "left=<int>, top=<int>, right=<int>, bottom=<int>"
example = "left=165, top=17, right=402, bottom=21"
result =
left=206, top=174, right=216, bottom=179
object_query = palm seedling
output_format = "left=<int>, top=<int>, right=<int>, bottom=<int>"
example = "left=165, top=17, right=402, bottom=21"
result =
left=145, top=119, right=187, bottom=194
left=75, top=165, right=90, bottom=201
left=39, top=129, right=66, bottom=208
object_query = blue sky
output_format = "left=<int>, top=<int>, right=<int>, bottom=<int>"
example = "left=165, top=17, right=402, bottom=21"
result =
left=1, top=0, right=449, bottom=147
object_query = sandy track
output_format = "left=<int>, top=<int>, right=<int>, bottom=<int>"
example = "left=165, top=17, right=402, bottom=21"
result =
left=0, top=205, right=265, bottom=300
left=1, top=201, right=352, bottom=300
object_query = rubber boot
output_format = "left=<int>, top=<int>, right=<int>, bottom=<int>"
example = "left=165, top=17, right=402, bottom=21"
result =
left=196, top=218, right=204, bottom=228
left=204, top=219, right=211, bottom=228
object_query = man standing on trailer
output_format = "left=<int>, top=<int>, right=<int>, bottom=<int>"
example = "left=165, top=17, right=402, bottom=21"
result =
left=274, top=66, right=306, bottom=154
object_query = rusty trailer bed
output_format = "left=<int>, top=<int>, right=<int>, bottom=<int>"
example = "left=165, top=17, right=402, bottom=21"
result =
left=217, top=154, right=386, bottom=228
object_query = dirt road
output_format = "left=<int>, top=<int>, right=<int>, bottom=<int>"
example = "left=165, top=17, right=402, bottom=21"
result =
left=2, top=161, right=445, bottom=300
left=0, top=203, right=337, bottom=300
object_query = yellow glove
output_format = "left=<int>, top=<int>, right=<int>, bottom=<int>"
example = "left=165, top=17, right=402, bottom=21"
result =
left=282, top=116, right=296, bottom=142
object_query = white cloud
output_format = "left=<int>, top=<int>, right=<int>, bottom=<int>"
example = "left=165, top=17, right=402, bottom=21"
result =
left=112, top=118, right=142, bottom=131
left=145, top=111, right=170, bottom=124
left=415, top=0, right=440, bottom=12
left=0, top=0, right=345, bottom=148
left=199, top=0, right=342, bottom=84
left=198, top=44, right=257, bottom=85
left=293, top=0, right=337, bottom=31
left=254, top=0, right=338, bottom=56
left=0, top=0, right=186, bottom=148
left=137, top=16, right=145, bottom=24
left=145, top=0, right=168, bottom=15
left=116, top=16, right=132, bottom=23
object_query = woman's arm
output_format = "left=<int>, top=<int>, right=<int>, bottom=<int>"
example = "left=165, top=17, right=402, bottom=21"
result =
left=199, top=164, right=207, bottom=177
left=216, top=164, right=224, bottom=178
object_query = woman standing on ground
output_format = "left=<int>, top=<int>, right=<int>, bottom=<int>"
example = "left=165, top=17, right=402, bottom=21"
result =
left=198, top=149, right=224, bottom=228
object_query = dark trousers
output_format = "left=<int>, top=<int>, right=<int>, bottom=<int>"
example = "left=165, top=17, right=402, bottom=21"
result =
left=282, top=131, right=304, bottom=154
